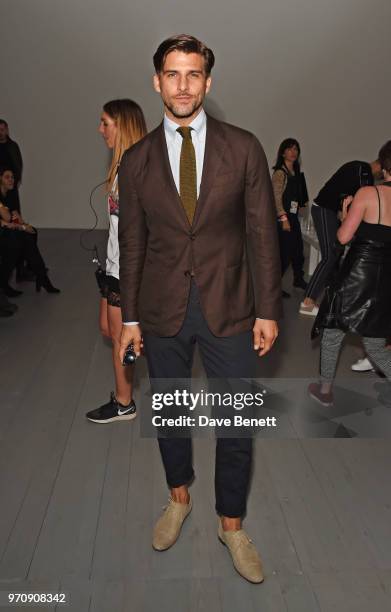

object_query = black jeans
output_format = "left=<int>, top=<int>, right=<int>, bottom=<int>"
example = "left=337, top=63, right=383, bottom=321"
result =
left=0, top=228, right=46, bottom=287
left=278, top=213, right=305, bottom=281
left=143, top=280, right=257, bottom=518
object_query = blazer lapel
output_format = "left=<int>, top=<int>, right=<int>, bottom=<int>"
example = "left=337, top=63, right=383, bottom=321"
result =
left=193, top=115, right=227, bottom=228
left=152, top=116, right=227, bottom=229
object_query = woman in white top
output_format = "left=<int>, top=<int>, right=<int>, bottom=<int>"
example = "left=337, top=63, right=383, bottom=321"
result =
left=86, top=99, right=147, bottom=423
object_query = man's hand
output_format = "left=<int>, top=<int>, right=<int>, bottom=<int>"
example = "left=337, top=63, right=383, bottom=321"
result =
left=119, top=324, right=143, bottom=363
left=282, top=218, right=291, bottom=231
left=253, top=319, right=278, bottom=357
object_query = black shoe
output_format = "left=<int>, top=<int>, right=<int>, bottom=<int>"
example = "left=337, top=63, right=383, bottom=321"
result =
left=293, top=278, right=308, bottom=290
left=282, top=290, right=291, bottom=298
left=0, top=308, right=14, bottom=317
left=36, top=275, right=60, bottom=293
left=86, top=392, right=137, bottom=423
left=1, top=303, right=18, bottom=314
left=0, top=291, right=18, bottom=313
left=3, top=284, right=23, bottom=297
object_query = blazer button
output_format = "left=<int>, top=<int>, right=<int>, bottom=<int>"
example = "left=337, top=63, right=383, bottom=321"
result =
left=184, top=271, right=191, bottom=277
left=189, top=232, right=196, bottom=240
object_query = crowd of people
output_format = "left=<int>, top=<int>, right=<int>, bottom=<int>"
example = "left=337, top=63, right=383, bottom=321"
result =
left=2, top=100, right=389, bottom=398
left=2, top=32, right=391, bottom=586
left=81, top=109, right=391, bottom=424
left=0, top=119, right=59, bottom=317
left=269, top=135, right=391, bottom=384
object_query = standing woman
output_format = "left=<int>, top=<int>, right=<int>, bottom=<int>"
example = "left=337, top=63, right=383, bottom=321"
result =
left=86, top=99, right=147, bottom=424
left=309, top=140, right=391, bottom=406
left=272, top=138, right=308, bottom=298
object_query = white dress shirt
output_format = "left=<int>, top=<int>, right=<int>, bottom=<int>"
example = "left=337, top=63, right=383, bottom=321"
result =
left=163, top=108, right=207, bottom=198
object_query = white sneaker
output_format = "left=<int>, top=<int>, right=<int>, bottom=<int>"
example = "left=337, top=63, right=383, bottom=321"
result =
left=299, top=302, right=319, bottom=316
left=351, top=357, right=374, bottom=372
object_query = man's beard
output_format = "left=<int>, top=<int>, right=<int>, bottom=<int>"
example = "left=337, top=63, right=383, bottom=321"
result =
left=165, top=97, right=203, bottom=119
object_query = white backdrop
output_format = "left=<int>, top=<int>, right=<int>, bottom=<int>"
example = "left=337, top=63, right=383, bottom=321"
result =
left=2, top=0, right=390, bottom=228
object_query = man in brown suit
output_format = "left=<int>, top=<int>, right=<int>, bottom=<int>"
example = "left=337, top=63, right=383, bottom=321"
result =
left=118, top=35, right=281, bottom=583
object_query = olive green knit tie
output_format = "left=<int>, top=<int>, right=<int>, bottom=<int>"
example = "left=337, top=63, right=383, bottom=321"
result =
left=177, top=126, right=197, bottom=224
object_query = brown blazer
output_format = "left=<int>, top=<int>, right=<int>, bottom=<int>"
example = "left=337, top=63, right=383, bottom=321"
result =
left=118, top=115, right=282, bottom=337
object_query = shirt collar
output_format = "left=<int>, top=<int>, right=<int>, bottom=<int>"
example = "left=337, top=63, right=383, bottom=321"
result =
left=164, top=108, right=206, bottom=141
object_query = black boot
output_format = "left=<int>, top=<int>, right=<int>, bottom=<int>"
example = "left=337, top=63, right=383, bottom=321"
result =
left=36, top=275, right=60, bottom=294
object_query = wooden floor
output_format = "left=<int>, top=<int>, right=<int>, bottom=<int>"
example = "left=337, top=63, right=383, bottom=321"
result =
left=1, top=230, right=391, bottom=611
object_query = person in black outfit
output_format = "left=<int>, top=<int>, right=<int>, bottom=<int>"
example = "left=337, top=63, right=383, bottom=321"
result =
left=0, top=120, right=23, bottom=213
left=272, top=138, right=309, bottom=298
left=309, top=140, right=391, bottom=407
left=299, top=157, right=382, bottom=316
left=0, top=200, right=18, bottom=316
left=0, top=167, right=60, bottom=296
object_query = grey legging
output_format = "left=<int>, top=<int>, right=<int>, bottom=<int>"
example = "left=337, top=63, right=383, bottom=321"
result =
left=321, top=328, right=391, bottom=381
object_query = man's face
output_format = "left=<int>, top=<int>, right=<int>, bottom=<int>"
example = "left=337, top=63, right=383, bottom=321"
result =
left=0, top=124, right=8, bottom=143
left=153, top=51, right=211, bottom=123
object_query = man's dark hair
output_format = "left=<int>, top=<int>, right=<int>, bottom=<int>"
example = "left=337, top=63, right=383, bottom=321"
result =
left=153, top=34, right=215, bottom=75
left=379, top=140, right=391, bottom=174
left=0, top=119, right=8, bottom=127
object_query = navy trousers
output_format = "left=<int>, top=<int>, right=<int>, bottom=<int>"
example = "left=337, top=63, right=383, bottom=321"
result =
left=143, top=280, right=257, bottom=517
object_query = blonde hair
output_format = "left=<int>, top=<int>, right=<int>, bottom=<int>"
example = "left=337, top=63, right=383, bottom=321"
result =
left=103, top=99, right=147, bottom=190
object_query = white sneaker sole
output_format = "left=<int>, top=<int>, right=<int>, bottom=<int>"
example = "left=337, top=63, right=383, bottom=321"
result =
left=299, top=308, right=319, bottom=317
left=87, top=412, right=137, bottom=424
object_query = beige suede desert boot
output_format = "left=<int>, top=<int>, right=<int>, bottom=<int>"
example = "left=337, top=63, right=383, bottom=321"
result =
left=152, top=497, right=192, bottom=551
left=218, top=521, right=264, bottom=583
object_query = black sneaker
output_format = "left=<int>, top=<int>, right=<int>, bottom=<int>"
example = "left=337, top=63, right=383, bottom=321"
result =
left=86, top=392, right=137, bottom=423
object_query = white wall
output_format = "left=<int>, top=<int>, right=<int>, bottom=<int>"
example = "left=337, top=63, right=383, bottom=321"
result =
left=2, top=0, right=390, bottom=228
